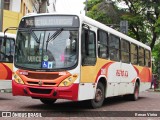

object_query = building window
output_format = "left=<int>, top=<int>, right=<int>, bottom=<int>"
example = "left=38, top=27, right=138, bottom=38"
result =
left=4, top=0, right=10, bottom=10
left=23, top=3, right=26, bottom=15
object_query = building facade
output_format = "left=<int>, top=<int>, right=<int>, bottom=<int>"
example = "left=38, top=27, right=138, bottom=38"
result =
left=2, top=0, right=48, bottom=33
left=49, top=0, right=56, bottom=12
left=39, top=0, right=49, bottom=13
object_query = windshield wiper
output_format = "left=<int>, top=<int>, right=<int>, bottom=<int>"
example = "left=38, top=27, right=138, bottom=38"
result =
left=46, top=28, right=63, bottom=51
left=30, top=28, right=40, bottom=43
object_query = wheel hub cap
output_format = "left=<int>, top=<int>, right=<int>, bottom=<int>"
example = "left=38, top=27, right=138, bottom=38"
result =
left=95, top=88, right=103, bottom=102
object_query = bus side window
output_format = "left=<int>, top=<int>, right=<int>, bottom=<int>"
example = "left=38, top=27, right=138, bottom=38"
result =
left=5, top=39, right=14, bottom=63
left=131, top=43, right=138, bottom=65
left=0, top=38, right=4, bottom=61
left=98, top=29, right=109, bottom=59
left=0, top=38, right=7, bottom=62
left=0, top=37, right=14, bottom=63
left=81, top=28, right=96, bottom=66
left=145, top=49, right=151, bottom=67
left=121, top=39, right=130, bottom=63
left=109, top=34, right=120, bottom=61
left=9, top=39, right=15, bottom=62
left=139, top=47, right=145, bottom=66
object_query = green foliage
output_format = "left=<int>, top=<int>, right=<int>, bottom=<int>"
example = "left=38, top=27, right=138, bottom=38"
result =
left=84, top=0, right=160, bottom=74
left=87, top=3, right=112, bottom=25
left=85, top=0, right=102, bottom=11
left=152, top=43, right=160, bottom=74
left=155, top=17, right=160, bottom=33
left=86, top=0, right=120, bottom=25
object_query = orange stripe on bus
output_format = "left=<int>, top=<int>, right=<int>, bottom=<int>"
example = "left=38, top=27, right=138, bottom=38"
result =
left=0, top=63, right=12, bottom=80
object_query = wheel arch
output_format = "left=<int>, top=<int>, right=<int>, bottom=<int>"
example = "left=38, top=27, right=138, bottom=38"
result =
left=135, top=78, right=140, bottom=87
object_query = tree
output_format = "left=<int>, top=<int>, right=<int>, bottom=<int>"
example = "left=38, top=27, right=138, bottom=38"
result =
left=85, top=0, right=160, bottom=74
left=115, top=0, right=160, bottom=74
left=116, top=0, right=160, bottom=50
left=86, top=0, right=121, bottom=26
left=85, top=0, right=160, bottom=50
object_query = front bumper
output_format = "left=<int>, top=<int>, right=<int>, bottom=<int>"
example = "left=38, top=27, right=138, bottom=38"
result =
left=12, top=80, right=79, bottom=101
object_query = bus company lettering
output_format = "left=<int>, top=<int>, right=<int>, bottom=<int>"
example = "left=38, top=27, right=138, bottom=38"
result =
left=101, top=69, right=106, bottom=75
left=28, top=56, right=41, bottom=62
left=19, top=71, right=28, bottom=75
left=116, top=69, right=128, bottom=77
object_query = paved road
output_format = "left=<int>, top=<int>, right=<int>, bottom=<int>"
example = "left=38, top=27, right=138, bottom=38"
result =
left=0, top=90, right=160, bottom=120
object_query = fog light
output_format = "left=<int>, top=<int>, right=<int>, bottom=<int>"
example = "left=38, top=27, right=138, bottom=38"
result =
left=68, top=77, right=72, bottom=82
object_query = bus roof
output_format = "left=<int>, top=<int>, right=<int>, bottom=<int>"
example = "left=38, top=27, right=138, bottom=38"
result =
left=0, top=32, right=16, bottom=39
left=22, top=13, right=151, bottom=51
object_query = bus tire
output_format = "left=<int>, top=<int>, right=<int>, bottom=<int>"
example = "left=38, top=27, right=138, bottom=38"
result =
left=124, top=82, right=139, bottom=101
left=40, top=98, right=57, bottom=105
left=90, top=82, right=105, bottom=108
left=130, top=82, right=139, bottom=101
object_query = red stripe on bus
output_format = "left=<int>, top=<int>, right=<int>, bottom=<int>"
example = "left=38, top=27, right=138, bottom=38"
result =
left=95, top=62, right=113, bottom=82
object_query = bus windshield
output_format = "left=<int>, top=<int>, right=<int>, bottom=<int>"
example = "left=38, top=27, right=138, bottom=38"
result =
left=15, top=29, right=78, bottom=70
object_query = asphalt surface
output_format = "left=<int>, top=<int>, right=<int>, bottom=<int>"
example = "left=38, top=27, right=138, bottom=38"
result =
left=0, top=89, right=159, bottom=120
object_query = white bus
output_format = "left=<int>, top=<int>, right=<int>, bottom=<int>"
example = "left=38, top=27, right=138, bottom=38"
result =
left=12, top=13, right=151, bottom=108
left=0, top=32, right=15, bottom=91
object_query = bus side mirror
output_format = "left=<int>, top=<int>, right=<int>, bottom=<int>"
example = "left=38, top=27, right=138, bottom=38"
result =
left=3, top=27, right=17, bottom=46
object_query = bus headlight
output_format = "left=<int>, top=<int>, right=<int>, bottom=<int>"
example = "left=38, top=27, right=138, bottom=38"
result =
left=13, top=73, right=24, bottom=84
left=59, top=74, right=78, bottom=87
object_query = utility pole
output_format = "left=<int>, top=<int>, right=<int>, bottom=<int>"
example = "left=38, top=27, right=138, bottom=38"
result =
left=0, top=0, right=4, bottom=32
left=85, top=0, right=88, bottom=15
left=120, top=21, right=128, bottom=34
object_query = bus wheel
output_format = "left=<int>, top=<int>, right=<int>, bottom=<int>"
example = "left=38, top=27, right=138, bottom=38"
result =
left=131, top=82, right=139, bottom=101
left=124, top=82, right=139, bottom=101
left=40, top=98, right=57, bottom=105
left=90, top=82, right=105, bottom=108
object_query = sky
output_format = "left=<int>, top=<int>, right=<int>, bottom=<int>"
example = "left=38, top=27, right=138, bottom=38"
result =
left=48, top=0, right=86, bottom=15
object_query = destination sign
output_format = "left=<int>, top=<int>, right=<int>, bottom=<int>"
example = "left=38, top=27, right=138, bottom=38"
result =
left=19, top=15, right=79, bottom=28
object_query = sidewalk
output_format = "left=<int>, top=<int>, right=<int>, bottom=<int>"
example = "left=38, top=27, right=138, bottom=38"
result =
left=154, top=88, right=160, bottom=92
left=147, top=88, right=160, bottom=92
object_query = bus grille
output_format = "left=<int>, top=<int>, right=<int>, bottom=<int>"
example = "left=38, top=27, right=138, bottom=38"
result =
left=29, top=88, right=52, bottom=94
left=27, top=81, right=56, bottom=86
left=26, top=73, right=61, bottom=80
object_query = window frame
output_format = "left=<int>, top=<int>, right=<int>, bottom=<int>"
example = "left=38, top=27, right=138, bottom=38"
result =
left=97, top=29, right=109, bottom=59
left=138, top=46, right=145, bottom=66
left=145, top=49, right=151, bottom=67
left=81, top=27, right=97, bottom=66
left=4, top=0, right=10, bottom=10
left=109, top=34, right=120, bottom=62
left=120, top=39, right=130, bottom=63
left=130, top=43, right=138, bottom=65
